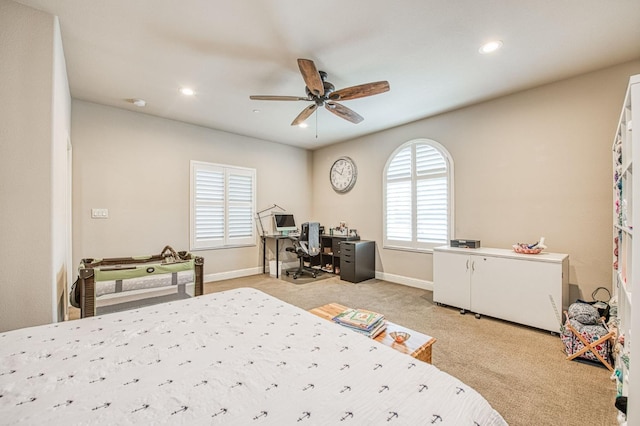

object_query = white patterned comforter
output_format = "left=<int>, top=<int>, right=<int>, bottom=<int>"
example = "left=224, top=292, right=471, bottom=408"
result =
left=0, top=288, right=507, bottom=425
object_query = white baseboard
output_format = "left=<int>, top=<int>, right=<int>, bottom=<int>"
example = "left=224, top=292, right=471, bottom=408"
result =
left=205, top=267, right=433, bottom=292
left=204, top=267, right=262, bottom=283
left=375, top=271, right=433, bottom=291
left=205, top=262, right=299, bottom=282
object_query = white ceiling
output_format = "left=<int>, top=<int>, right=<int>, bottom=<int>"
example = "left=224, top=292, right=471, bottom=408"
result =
left=15, top=0, right=640, bottom=150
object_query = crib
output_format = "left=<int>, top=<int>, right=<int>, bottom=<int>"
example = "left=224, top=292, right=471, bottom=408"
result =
left=75, top=245, right=204, bottom=318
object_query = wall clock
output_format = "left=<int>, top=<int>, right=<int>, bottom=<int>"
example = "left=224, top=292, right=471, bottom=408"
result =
left=330, top=156, right=357, bottom=193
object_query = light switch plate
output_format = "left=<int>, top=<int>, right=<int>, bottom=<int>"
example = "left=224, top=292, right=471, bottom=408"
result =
left=91, top=208, right=109, bottom=219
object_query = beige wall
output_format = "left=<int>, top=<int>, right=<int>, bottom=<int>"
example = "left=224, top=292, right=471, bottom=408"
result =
left=4, top=0, right=639, bottom=332
left=0, top=1, right=71, bottom=332
left=312, top=60, right=640, bottom=300
left=71, top=101, right=312, bottom=279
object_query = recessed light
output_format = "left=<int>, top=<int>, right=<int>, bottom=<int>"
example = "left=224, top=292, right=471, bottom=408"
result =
left=298, top=123, right=308, bottom=128
left=479, top=40, right=503, bottom=54
left=179, top=87, right=195, bottom=96
left=253, top=109, right=261, bottom=113
left=132, top=98, right=146, bottom=107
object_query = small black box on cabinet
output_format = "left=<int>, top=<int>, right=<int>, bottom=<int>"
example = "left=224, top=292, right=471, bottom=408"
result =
left=450, top=239, right=481, bottom=248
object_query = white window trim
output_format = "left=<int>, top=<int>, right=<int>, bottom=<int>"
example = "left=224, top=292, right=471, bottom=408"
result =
left=190, top=160, right=256, bottom=251
left=383, top=138, right=455, bottom=252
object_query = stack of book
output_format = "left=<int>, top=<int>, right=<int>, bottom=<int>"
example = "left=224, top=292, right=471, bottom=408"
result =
left=332, top=308, right=387, bottom=338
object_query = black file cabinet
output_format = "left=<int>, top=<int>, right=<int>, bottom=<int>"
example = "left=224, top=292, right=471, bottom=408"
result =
left=340, top=240, right=375, bottom=283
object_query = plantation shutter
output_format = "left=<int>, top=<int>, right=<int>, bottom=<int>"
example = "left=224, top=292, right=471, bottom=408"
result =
left=191, top=161, right=255, bottom=250
left=415, top=144, right=448, bottom=245
left=193, top=165, right=225, bottom=248
left=384, top=140, right=451, bottom=250
left=386, top=146, right=412, bottom=241
left=227, top=170, right=254, bottom=243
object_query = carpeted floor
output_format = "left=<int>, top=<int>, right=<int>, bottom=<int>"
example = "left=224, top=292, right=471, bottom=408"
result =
left=206, top=274, right=619, bottom=426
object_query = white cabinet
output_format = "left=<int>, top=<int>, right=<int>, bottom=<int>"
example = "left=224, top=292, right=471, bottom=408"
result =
left=613, top=74, right=639, bottom=423
left=432, top=250, right=471, bottom=310
left=433, top=246, right=569, bottom=333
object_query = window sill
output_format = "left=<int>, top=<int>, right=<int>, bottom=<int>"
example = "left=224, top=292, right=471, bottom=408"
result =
left=190, top=243, right=256, bottom=251
left=382, top=244, right=435, bottom=254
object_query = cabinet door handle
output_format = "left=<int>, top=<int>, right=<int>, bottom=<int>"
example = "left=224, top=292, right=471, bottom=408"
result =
left=471, top=261, right=475, bottom=272
left=466, top=259, right=470, bottom=270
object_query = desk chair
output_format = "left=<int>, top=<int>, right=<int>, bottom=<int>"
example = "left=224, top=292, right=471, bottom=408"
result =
left=285, top=222, right=321, bottom=279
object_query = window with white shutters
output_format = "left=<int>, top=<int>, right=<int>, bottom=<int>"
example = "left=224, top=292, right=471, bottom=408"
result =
left=190, top=161, right=256, bottom=250
left=383, top=139, right=454, bottom=251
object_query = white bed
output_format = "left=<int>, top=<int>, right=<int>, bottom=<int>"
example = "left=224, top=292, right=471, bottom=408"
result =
left=0, top=288, right=506, bottom=425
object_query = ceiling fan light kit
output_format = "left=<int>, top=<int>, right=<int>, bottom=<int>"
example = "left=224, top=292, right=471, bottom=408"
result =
left=250, top=58, right=390, bottom=126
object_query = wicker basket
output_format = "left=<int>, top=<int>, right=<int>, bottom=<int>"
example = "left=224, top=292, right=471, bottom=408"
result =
left=512, top=244, right=543, bottom=254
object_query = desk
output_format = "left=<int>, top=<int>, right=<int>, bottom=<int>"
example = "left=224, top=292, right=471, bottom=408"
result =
left=263, top=234, right=362, bottom=279
left=261, top=235, right=293, bottom=278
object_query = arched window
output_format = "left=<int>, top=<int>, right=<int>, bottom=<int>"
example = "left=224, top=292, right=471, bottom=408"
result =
left=383, top=139, right=454, bottom=251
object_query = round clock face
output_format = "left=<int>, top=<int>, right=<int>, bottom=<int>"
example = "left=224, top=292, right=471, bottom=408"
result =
left=330, top=156, right=357, bottom=193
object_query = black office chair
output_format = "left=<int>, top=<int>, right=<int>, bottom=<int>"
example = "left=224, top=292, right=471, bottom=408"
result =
left=285, top=222, right=321, bottom=279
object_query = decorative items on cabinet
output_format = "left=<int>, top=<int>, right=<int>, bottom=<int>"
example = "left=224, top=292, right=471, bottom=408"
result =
left=512, top=237, right=547, bottom=254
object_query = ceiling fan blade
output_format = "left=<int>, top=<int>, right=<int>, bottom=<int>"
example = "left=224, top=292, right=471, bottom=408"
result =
left=325, top=102, right=364, bottom=124
left=291, top=104, right=318, bottom=126
left=329, top=81, right=390, bottom=101
left=297, top=58, right=324, bottom=97
left=250, top=95, right=309, bottom=101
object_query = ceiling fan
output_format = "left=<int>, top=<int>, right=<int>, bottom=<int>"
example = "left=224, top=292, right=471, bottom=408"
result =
left=250, top=58, right=390, bottom=126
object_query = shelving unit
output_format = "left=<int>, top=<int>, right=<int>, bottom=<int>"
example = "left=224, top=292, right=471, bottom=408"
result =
left=612, top=74, right=639, bottom=424
left=299, top=235, right=360, bottom=275
left=317, top=235, right=360, bottom=274
left=303, top=236, right=374, bottom=283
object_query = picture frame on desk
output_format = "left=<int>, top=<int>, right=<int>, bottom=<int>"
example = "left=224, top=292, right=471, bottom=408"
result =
left=331, top=221, right=348, bottom=236
left=333, top=228, right=348, bottom=236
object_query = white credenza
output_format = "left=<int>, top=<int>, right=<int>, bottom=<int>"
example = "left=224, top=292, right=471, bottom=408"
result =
left=433, top=246, right=569, bottom=333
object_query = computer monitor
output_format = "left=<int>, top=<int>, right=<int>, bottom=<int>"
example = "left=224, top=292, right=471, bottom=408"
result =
left=273, top=213, right=296, bottom=233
